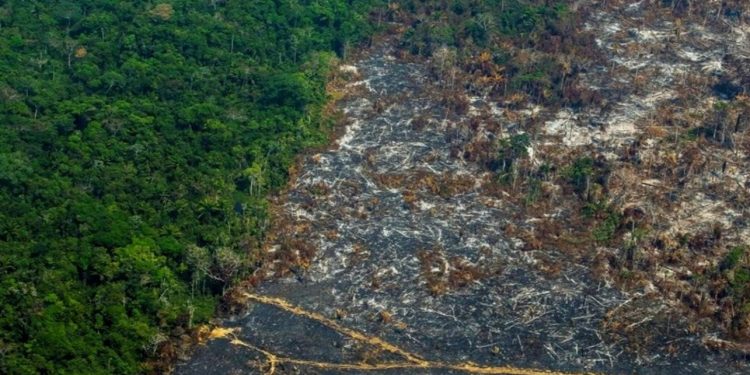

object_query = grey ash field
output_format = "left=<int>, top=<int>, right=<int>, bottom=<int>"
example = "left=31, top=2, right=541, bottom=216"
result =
left=179, top=2, right=750, bottom=374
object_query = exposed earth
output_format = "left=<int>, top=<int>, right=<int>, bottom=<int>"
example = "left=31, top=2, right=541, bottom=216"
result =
left=177, top=2, right=750, bottom=374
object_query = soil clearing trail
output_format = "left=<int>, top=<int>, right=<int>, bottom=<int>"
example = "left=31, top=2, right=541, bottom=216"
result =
left=177, top=3, right=750, bottom=374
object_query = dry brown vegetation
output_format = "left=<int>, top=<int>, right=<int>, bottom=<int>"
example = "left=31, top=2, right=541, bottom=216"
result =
left=387, top=170, right=475, bottom=197
left=416, top=247, right=500, bottom=296
left=385, top=0, right=750, bottom=347
left=224, top=1, right=750, bottom=366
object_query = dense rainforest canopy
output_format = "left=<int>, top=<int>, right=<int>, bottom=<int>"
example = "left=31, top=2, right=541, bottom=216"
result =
left=0, top=1, right=382, bottom=373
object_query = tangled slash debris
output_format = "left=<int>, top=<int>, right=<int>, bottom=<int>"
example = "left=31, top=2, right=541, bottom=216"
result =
left=208, top=293, right=594, bottom=375
left=180, top=2, right=750, bottom=374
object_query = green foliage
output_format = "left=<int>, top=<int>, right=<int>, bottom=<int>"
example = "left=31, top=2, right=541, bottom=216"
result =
left=713, top=100, right=730, bottom=111
left=718, top=246, right=750, bottom=309
left=0, top=1, right=382, bottom=373
left=592, top=212, right=622, bottom=243
left=523, top=177, right=542, bottom=205
left=497, top=1, right=564, bottom=35
left=735, top=268, right=750, bottom=290
left=496, top=133, right=530, bottom=184
left=499, top=133, right=531, bottom=160
left=563, top=157, right=594, bottom=195
left=401, top=0, right=567, bottom=56
left=397, top=0, right=578, bottom=105
left=583, top=201, right=622, bottom=244
left=722, top=246, right=747, bottom=271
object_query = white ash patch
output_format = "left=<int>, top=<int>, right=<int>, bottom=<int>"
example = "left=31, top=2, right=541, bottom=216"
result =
left=336, top=118, right=363, bottom=150
left=632, top=28, right=669, bottom=43
left=667, top=193, right=741, bottom=236
left=542, top=109, right=590, bottom=147
left=339, top=64, right=359, bottom=75
left=701, top=60, right=724, bottom=74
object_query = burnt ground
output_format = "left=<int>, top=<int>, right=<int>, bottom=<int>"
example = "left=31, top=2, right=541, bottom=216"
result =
left=177, top=2, right=750, bottom=374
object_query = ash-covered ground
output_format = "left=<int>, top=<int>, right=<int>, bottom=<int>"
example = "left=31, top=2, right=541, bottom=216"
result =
left=178, top=2, right=750, bottom=374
